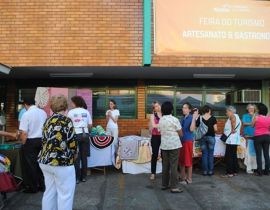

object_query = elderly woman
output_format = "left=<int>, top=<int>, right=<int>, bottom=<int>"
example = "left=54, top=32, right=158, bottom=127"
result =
left=158, top=101, right=183, bottom=193
left=252, top=103, right=270, bottom=176
left=38, top=95, right=78, bottom=210
left=222, top=106, right=242, bottom=178
left=242, top=104, right=257, bottom=174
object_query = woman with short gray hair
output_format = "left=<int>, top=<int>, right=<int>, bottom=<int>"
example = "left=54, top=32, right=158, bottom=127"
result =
left=222, top=106, right=242, bottom=178
left=38, top=94, right=78, bottom=210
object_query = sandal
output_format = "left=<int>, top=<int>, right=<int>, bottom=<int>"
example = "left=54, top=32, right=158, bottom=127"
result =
left=150, top=174, right=155, bottom=180
left=221, top=174, right=234, bottom=178
left=171, top=188, right=184, bottom=193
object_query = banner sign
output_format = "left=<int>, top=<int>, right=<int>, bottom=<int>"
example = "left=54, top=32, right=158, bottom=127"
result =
left=155, top=0, right=270, bottom=55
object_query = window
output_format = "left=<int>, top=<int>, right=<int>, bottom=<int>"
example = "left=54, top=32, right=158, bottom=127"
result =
left=93, top=88, right=137, bottom=119
left=176, top=91, right=203, bottom=117
left=146, top=89, right=174, bottom=114
left=206, top=91, right=226, bottom=117
left=146, top=87, right=228, bottom=117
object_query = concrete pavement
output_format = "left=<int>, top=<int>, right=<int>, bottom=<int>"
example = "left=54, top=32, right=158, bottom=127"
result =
left=2, top=167, right=270, bottom=210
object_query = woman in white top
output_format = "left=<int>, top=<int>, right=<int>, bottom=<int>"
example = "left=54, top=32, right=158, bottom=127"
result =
left=68, top=96, right=92, bottom=184
left=222, top=106, right=241, bottom=178
left=106, top=100, right=120, bottom=146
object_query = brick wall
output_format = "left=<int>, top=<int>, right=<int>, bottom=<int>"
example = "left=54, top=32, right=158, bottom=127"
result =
left=152, top=55, right=270, bottom=68
left=0, top=0, right=142, bottom=67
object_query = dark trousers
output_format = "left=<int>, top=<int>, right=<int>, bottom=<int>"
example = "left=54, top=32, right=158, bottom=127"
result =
left=21, top=139, right=44, bottom=192
left=254, top=135, right=270, bottom=174
left=225, top=144, right=239, bottom=174
left=162, top=149, right=179, bottom=189
left=151, top=135, right=161, bottom=174
left=75, top=134, right=89, bottom=180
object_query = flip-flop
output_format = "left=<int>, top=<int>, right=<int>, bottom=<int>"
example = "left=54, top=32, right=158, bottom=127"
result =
left=221, top=174, right=234, bottom=178
left=171, top=188, right=184, bottom=193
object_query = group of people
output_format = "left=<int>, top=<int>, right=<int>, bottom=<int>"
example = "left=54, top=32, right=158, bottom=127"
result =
left=149, top=101, right=270, bottom=193
left=6, top=95, right=120, bottom=210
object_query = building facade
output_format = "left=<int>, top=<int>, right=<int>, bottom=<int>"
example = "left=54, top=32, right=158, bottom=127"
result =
left=0, top=0, right=270, bottom=136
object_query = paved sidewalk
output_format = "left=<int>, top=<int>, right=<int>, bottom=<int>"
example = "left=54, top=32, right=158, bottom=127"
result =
left=2, top=168, right=270, bottom=210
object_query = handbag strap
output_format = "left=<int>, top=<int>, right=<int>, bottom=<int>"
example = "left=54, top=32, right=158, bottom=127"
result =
left=227, top=122, right=241, bottom=138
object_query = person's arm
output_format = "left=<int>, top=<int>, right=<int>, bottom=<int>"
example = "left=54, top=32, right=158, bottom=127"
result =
left=67, top=120, right=78, bottom=160
left=149, top=114, right=158, bottom=129
left=177, top=129, right=183, bottom=137
left=109, top=110, right=119, bottom=123
left=19, top=114, right=28, bottom=144
left=230, top=115, right=236, bottom=133
left=88, top=112, right=93, bottom=130
left=213, top=124, right=218, bottom=133
left=190, top=111, right=199, bottom=132
left=252, top=116, right=257, bottom=127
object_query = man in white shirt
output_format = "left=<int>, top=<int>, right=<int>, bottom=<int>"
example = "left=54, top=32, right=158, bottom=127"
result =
left=19, top=97, right=47, bottom=193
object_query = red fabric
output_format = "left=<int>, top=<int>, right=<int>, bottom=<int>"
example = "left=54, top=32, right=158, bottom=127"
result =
left=0, top=173, right=18, bottom=192
left=179, top=141, right=193, bottom=167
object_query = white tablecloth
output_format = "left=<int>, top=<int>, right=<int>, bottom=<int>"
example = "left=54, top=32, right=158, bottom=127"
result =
left=87, top=144, right=115, bottom=168
left=122, top=160, right=162, bottom=175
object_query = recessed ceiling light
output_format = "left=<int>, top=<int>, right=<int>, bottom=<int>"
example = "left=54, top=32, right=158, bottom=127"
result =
left=49, top=73, right=94, bottom=78
left=193, top=74, right=235, bottom=79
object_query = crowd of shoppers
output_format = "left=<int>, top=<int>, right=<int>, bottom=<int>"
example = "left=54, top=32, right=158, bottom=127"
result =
left=148, top=100, right=270, bottom=193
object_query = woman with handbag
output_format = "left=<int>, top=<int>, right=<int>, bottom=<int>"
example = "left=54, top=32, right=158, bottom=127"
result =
left=196, top=105, right=217, bottom=176
left=221, top=106, right=241, bottom=178
left=149, top=101, right=162, bottom=180
left=68, top=96, right=92, bottom=184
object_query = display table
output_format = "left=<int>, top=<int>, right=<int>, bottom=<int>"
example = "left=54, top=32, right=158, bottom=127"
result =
left=87, top=144, right=115, bottom=168
left=193, top=135, right=246, bottom=159
left=0, top=143, right=22, bottom=178
left=119, top=136, right=162, bottom=174
left=122, top=160, right=162, bottom=175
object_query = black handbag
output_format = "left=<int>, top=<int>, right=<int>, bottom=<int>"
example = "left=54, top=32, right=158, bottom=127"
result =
left=220, top=123, right=240, bottom=143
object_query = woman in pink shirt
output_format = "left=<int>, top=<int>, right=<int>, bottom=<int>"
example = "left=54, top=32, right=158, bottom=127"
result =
left=252, top=103, right=270, bottom=176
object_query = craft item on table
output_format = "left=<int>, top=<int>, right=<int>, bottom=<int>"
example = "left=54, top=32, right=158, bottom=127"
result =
left=35, top=87, right=50, bottom=108
left=90, top=136, right=114, bottom=149
left=131, top=142, right=152, bottom=164
left=96, top=125, right=106, bottom=136
left=237, top=137, right=246, bottom=159
left=0, top=154, right=10, bottom=173
left=76, top=89, right=93, bottom=116
left=91, top=127, right=98, bottom=136
left=193, top=140, right=202, bottom=157
left=119, top=138, right=139, bottom=160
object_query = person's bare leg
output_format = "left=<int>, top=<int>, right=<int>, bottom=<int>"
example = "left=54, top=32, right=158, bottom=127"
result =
left=180, top=167, right=186, bottom=181
left=187, top=166, right=193, bottom=183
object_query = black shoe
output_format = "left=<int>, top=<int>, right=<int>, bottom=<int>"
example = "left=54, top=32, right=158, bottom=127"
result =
left=22, top=189, right=38, bottom=194
left=81, top=178, right=86, bottom=182
left=38, top=186, right=45, bottom=192
left=263, top=170, right=269, bottom=176
left=76, top=180, right=80, bottom=184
